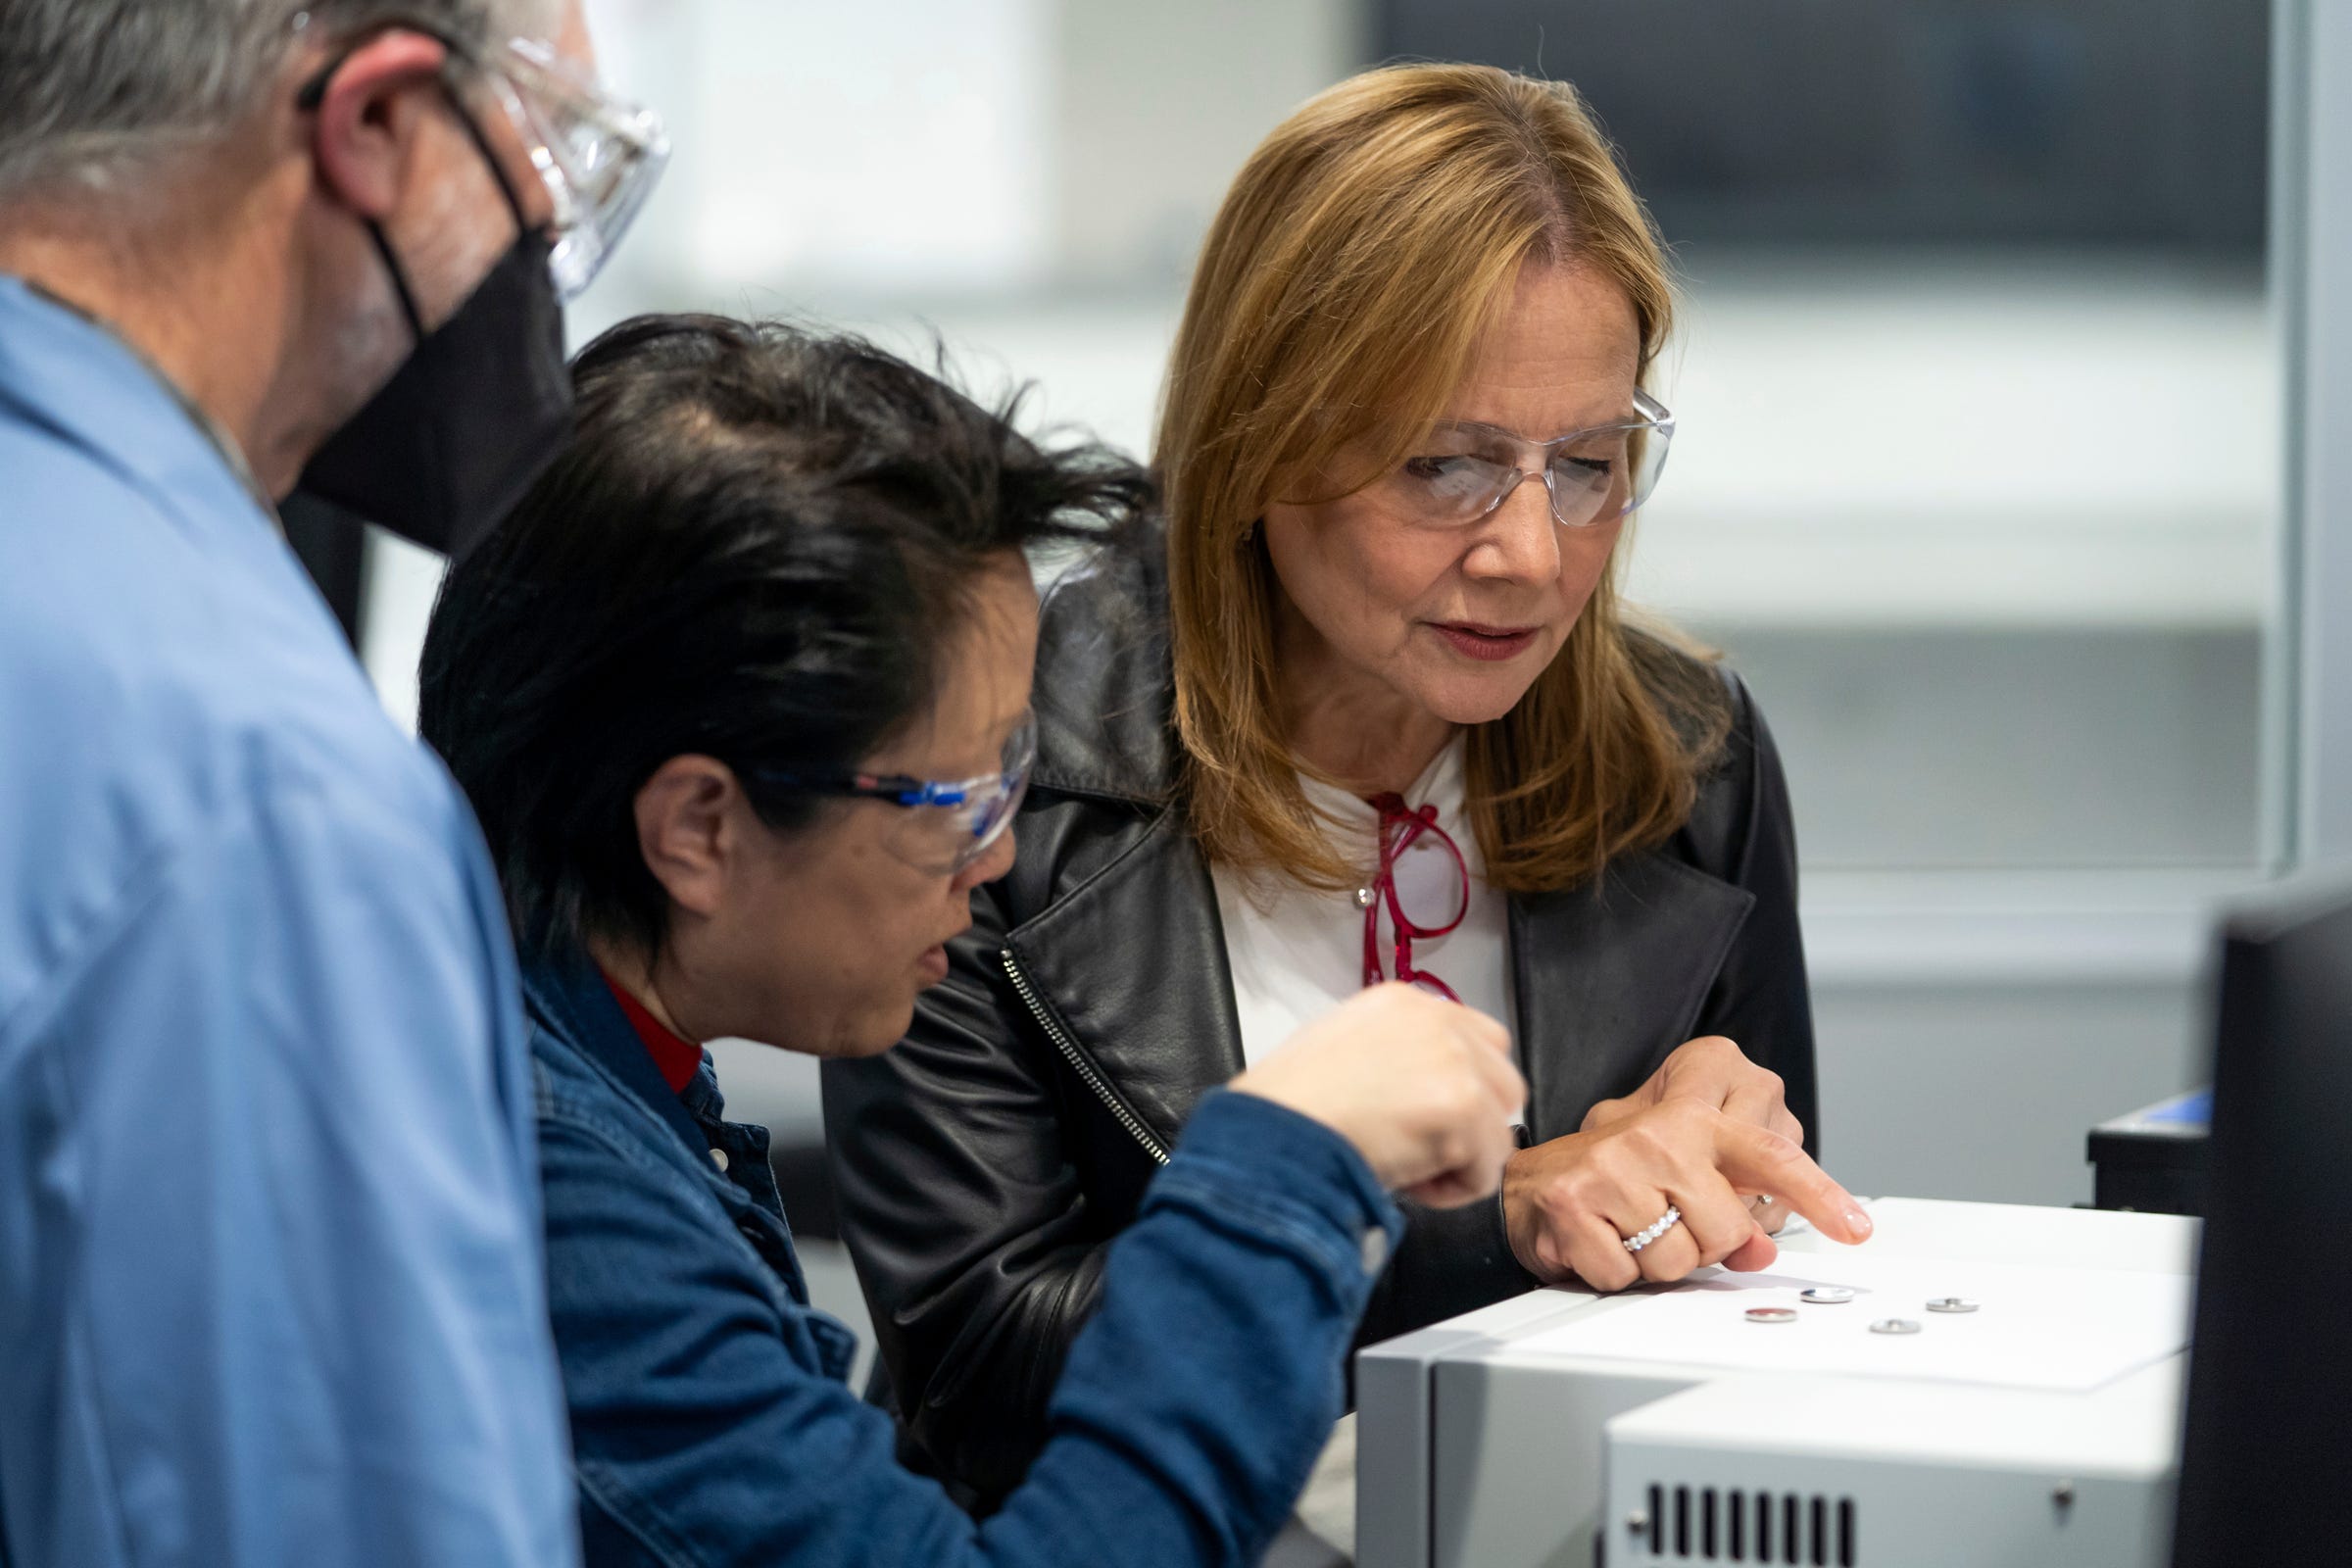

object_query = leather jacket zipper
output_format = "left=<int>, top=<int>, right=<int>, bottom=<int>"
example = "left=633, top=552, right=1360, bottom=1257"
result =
left=1002, top=947, right=1171, bottom=1165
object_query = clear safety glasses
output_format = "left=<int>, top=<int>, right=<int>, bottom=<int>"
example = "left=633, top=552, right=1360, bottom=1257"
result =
left=480, top=37, right=669, bottom=301
left=1371, top=388, right=1676, bottom=532
left=760, top=713, right=1039, bottom=877
left=294, top=15, right=669, bottom=302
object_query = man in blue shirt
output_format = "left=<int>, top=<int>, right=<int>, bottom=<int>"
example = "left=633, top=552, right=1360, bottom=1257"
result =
left=0, top=2, right=663, bottom=1562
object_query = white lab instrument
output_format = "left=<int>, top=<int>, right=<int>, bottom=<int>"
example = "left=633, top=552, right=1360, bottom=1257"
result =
left=1355, top=1198, right=2195, bottom=1568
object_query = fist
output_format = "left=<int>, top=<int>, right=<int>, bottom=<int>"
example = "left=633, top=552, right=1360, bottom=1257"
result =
left=1233, top=984, right=1526, bottom=1207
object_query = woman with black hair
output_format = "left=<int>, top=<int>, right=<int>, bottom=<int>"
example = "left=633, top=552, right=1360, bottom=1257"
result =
left=416, top=314, right=1524, bottom=1568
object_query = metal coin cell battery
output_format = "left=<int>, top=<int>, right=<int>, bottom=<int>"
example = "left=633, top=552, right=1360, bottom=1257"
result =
left=1744, top=1307, right=1799, bottom=1324
left=1870, top=1318, right=1923, bottom=1336
left=1798, top=1286, right=1857, bottom=1304
left=1927, top=1297, right=1981, bottom=1314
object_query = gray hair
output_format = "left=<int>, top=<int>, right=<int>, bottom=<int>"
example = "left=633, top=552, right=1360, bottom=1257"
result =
left=0, top=0, right=556, bottom=201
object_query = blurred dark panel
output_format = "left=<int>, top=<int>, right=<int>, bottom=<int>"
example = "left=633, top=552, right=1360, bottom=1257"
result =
left=1374, top=0, right=2267, bottom=256
left=279, top=491, right=370, bottom=650
left=770, top=1144, right=840, bottom=1242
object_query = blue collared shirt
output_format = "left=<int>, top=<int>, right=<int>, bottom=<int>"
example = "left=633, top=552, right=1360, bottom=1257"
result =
left=521, top=947, right=1404, bottom=1568
left=0, top=277, right=576, bottom=1567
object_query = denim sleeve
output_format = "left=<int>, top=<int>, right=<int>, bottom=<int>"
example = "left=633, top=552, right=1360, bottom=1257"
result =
left=979, top=1090, right=1405, bottom=1566
left=0, top=778, right=576, bottom=1568
left=540, top=1086, right=1400, bottom=1568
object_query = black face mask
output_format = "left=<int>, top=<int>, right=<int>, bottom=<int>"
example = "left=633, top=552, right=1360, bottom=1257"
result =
left=292, top=111, right=573, bottom=563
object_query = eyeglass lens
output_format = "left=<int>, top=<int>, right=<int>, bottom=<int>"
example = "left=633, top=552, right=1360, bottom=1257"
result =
left=885, top=717, right=1037, bottom=875
left=1387, top=419, right=1668, bottom=529
left=492, top=42, right=669, bottom=299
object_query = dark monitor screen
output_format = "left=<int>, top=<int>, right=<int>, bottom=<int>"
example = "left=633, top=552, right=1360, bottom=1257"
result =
left=1372, top=0, right=2267, bottom=258
left=2172, top=874, right=2352, bottom=1564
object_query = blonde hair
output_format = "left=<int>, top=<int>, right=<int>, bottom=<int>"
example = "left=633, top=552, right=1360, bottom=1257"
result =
left=1158, top=62, right=1728, bottom=896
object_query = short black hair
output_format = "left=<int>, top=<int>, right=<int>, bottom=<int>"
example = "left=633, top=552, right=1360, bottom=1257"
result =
left=418, top=314, right=1151, bottom=960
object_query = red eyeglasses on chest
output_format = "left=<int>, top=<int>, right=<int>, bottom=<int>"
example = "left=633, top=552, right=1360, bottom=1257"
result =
left=1359, top=792, right=1469, bottom=1003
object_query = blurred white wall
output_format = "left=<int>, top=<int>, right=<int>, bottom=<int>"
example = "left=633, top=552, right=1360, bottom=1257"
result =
left=1051, top=0, right=1362, bottom=284
left=590, top=0, right=1053, bottom=295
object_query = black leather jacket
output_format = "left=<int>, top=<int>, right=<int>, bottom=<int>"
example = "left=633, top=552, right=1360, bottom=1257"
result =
left=822, top=544, right=1818, bottom=1502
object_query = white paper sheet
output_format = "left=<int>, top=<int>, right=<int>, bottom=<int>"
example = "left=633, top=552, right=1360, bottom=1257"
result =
left=1512, top=1251, right=2191, bottom=1394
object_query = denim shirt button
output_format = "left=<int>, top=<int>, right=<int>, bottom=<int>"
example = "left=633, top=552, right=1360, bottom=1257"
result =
left=710, top=1148, right=730, bottom=1173
left=1360, top=1227, right=1391, bottom=1275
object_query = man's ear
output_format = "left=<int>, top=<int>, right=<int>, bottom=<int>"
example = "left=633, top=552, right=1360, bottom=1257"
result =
left=632, top=756, right=742, bottom=920
left=303, top=30, right=452, bottom=222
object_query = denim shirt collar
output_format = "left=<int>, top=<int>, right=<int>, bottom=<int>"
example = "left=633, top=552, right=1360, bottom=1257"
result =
left=518, top=944, right=833, bottom=1343
left=519, top=943, right=710, bottom=1157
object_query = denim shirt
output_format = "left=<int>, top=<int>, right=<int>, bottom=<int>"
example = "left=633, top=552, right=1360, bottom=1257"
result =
left=521, top=949, right=1404, bottom=1568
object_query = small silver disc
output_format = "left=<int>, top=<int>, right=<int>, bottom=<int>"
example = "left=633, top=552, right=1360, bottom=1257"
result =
left=1798, top=1286, right=1857, bottom=1305
left=1926, top=1297, right=1981, bottom=1314
left=1744, top=1307, right=1798, bottom=1324
left=1870, top=1317, right=1923, bottom=1336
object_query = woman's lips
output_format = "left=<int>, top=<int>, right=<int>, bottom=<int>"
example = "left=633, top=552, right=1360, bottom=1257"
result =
left=1430, top=621, right=1542, bottom=662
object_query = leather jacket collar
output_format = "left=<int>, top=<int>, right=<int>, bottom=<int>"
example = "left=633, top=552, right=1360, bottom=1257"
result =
left=1027, top=551, right=1183, bottom=807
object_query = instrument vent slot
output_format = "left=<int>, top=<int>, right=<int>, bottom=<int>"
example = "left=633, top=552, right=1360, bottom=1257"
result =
left=1634, top=1483, right=1855, bottom=1564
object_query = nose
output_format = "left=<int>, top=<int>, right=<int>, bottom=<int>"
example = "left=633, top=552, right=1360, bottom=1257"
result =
left=1463, top=468, right=1562, bottom=585
left=952, top=824, right=1018, bottom=894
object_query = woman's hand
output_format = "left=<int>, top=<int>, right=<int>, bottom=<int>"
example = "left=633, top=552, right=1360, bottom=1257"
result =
left=1503, top=1096, right=1870, bottom=1291
left=1233, top=984, right=1526, bottom=1207
left=1582, top=1035, right=1806, bottom=1234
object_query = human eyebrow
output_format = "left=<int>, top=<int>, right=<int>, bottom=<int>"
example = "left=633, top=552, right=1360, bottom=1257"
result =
left=1425, top=419, right=1521, bottom=443
left=1428, top=412, right=1643, bottom=445
left=1415, top=421, right=1525, bottom=459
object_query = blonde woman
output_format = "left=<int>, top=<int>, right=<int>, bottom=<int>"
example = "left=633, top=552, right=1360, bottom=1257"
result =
left=825, top=63, right=1866, bottom=1504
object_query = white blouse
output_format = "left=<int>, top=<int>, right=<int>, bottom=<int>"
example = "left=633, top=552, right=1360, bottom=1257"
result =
left=1210, top=737, right=1512, bottom=1068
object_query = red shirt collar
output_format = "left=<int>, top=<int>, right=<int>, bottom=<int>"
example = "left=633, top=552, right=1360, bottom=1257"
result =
left=599, top=968, right=702, bottom=1095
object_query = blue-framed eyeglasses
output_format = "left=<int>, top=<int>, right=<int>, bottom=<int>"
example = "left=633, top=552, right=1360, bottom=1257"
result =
left=759, top=712, right=1037, bottom=876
